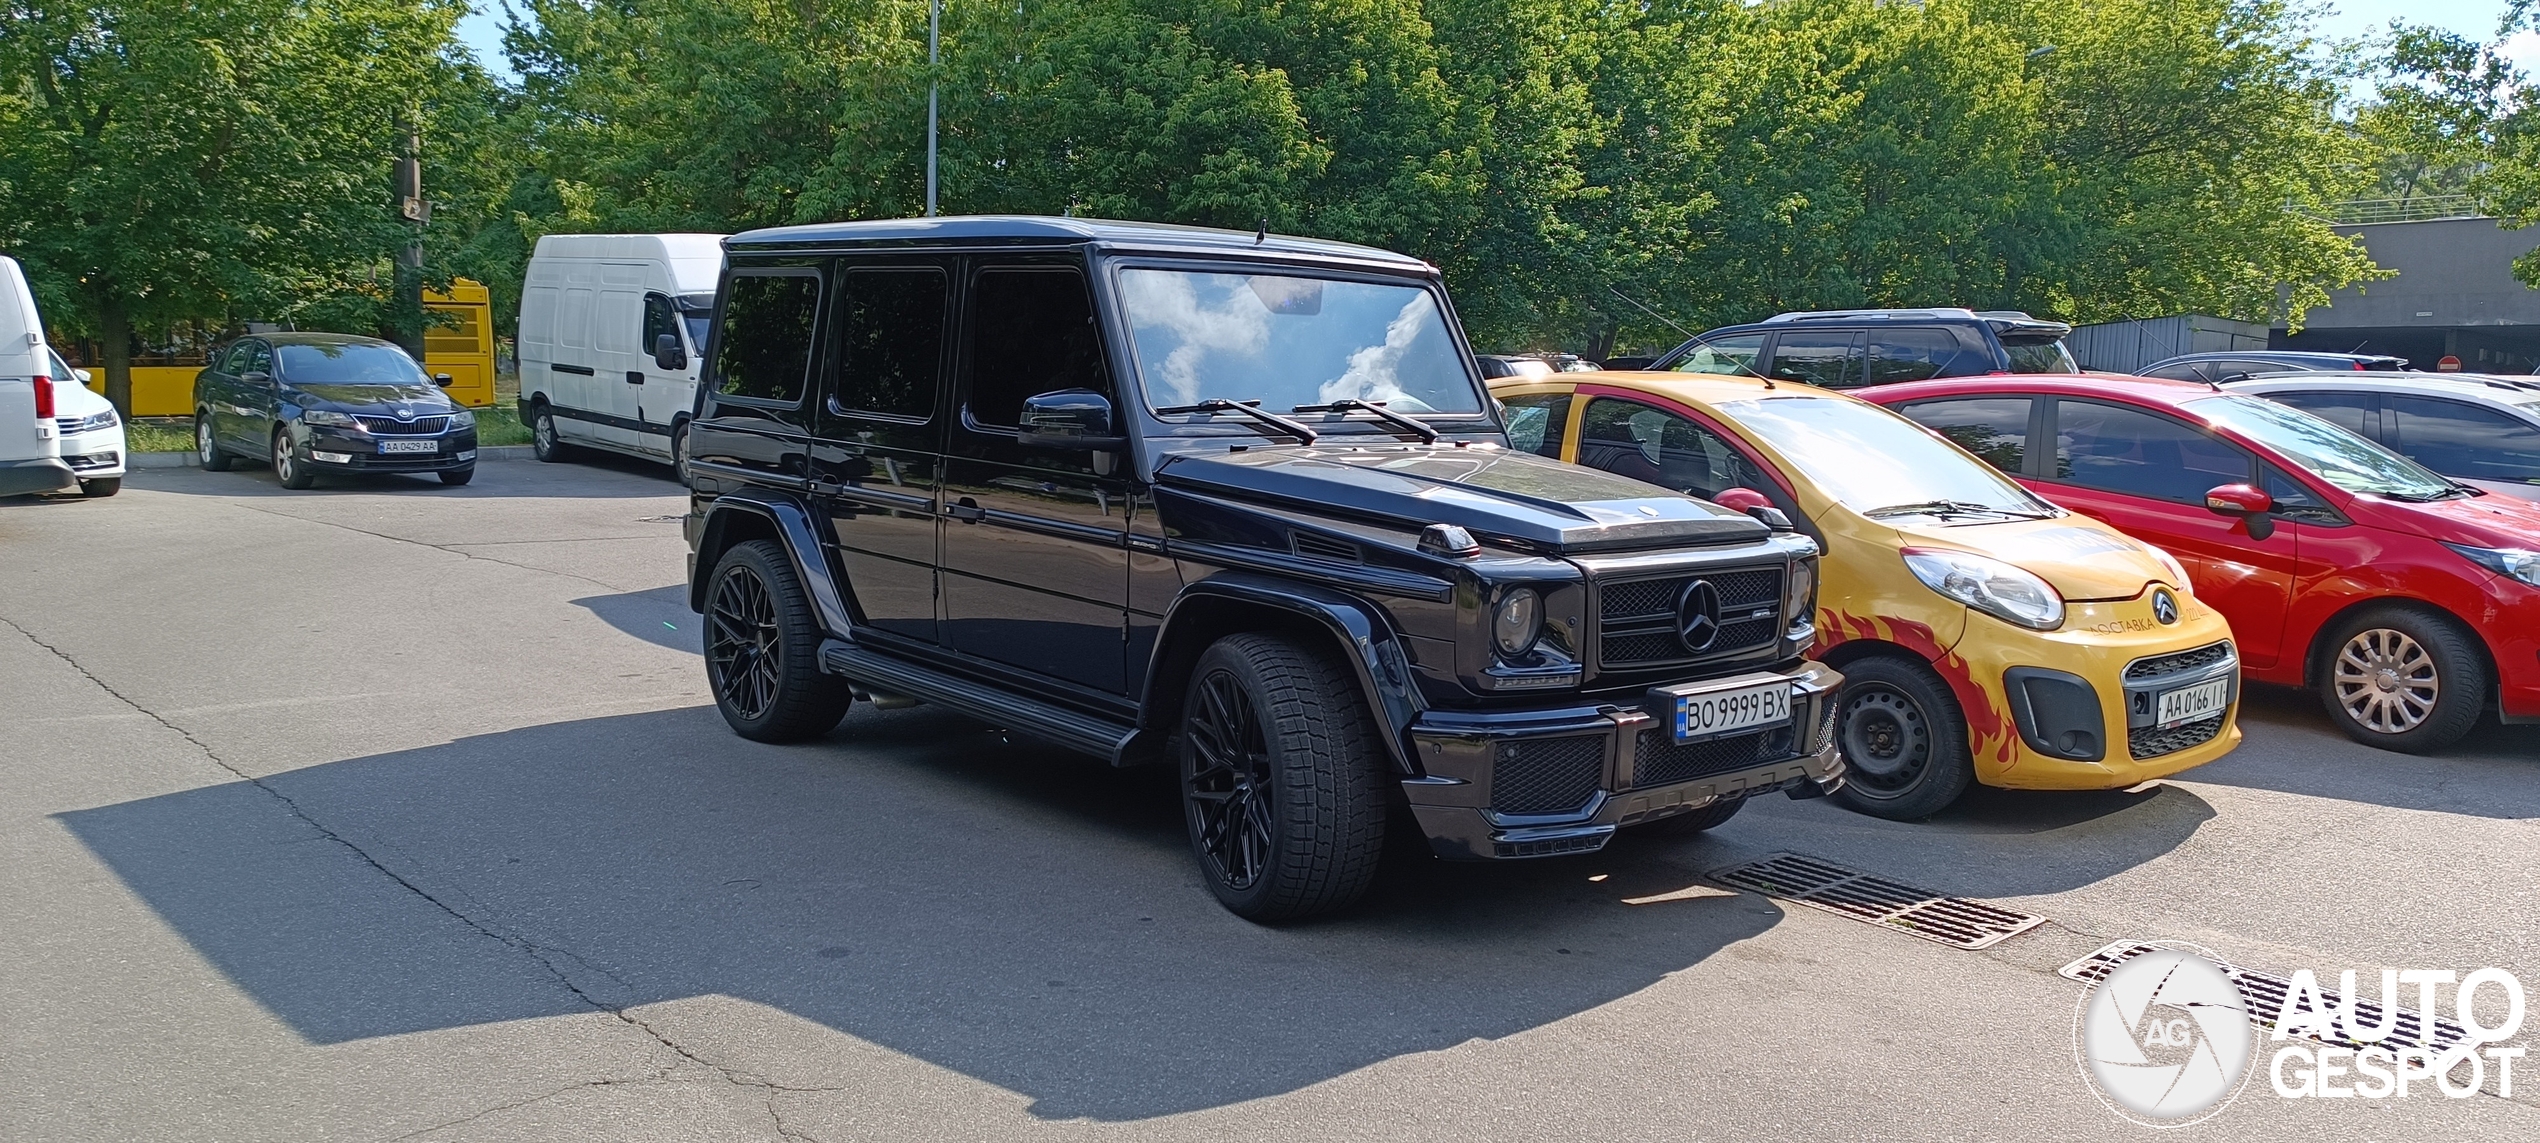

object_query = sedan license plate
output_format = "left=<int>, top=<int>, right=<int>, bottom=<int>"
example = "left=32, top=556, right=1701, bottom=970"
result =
left=2156, top=677, right=2231, bottom=728
left=379, top=439, right=439, bottom=455
left=1672, top=682, right=1792, bottom=743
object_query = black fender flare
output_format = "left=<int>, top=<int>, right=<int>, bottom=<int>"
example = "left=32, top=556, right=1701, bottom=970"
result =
left=1143, top=572, right=1426, bottom=776
left=689, top=489, right=855, bottom=637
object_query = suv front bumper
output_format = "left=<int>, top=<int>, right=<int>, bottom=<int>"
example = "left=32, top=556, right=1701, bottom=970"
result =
left=1403, top=663, right=1844, bottom=859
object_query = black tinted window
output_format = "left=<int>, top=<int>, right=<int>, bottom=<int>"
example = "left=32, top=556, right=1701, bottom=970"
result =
left=1499, top=393, right=1570, bottom=457
left=966, top=269, right=1107, bottom=427
left=245, top=342, right=273, bottom=376
left=1867, top=328, right=1983, bottom=384
left=1767, top=331, right=1863, bottom=388
left=2264, top=390, right=2376, bottom=438
left=2140, top=363, right=2206, bottom=382
left=642, top=294, right=680, bottom=353
left=2264, top=465, right=2341, bottom=524
left=1672, top=333, right=1765, bottom=376
left=829, top=269, right=947, bottom=421
left=1577, top=397, right=1771, bottom=499
left=219, top=342, right=255, bottom=374
left=2388, top=396, right=2540, bottom=484
left=713, top=273, right=821, bottom=403
left=2052, top=399, right=2253, bottom=501
left=1894, top=396, right=2032, bottom=473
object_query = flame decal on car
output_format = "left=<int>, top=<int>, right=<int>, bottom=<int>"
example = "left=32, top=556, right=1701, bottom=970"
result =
left=1816, top=607, right=2019, bottom=768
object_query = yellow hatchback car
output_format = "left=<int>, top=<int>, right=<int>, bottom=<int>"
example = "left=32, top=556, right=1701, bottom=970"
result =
left=1489, top=372, right=2241, bottom=818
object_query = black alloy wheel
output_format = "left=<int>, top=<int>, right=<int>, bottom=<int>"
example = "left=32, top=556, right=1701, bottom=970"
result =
left=1830, top=654, right=1973, bottom=820
left=197, top=412, right=233, bottom=471
left=272, top=427, right=315, bottom=489
left=703, top=540, right=851, bottom=742
left=1179, top=634, right=1388, bottom=922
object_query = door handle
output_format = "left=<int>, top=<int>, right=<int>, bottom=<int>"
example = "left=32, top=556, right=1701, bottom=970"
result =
left=945, top=497, right=985, bottom=523
left=626, top=371, right=645, bottom=385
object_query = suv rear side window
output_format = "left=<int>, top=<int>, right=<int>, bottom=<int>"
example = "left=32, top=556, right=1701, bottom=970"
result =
left=2051, top=399, right=2253, bottom=502
left=713, top=272, right=822, bottom=403
left=829, top=268, right=947, bottom=421
left=965, top=269, right=1107, bottom=428
left=2388, top=395, right=2540, bottom=485
left=1577, top=397, right=1770, bottom=499
left=1867, top=328, right=1984, bottom=384
left=1499, top=393, right=1570, bottom=457
left=1891, top=396, right=2033, bottom=473
left=1673, top=333, right=1764, bottom=377
left=1767, top=331, right=1863, bottom=388
left=2001, top=337, right=2078, bottom=374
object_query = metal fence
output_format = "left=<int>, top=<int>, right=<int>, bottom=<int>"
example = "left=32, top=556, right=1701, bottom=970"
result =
left=2319, top=195, right=2489, bottom=225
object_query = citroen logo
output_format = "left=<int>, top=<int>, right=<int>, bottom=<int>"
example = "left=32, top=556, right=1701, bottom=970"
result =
left=1676, top=579, right=1723, bottom=653
left=2152, top=588, right=2180, bottom=626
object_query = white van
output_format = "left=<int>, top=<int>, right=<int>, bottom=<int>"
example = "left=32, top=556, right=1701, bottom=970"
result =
left=0, top=255, right=76, bottom=499
left=518, top=233, right=726, bottom=478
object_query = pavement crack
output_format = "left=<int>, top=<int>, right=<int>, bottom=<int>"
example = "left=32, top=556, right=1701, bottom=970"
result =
left=387, top=1064, right=682, bottom=1141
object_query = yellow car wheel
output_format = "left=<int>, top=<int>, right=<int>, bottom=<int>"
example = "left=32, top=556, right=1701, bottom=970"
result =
left=1831, top=656, right=1974, bottom=820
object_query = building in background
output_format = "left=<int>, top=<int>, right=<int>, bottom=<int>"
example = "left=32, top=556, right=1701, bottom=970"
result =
left=2065, top=314, right=2269, bottom=374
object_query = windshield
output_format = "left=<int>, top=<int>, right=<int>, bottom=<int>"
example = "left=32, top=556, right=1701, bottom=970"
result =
left=1120, top=269, right=1483, bottom=415
left=682, top=314, right=711, bottom=351
left=2187, top=393, right=2456, bottom=499
left=276, top=343, right=429, bottom=385
left=2003, top=338, right=2079, bottom=374
left=1717, top=395, right=2053, bottom=518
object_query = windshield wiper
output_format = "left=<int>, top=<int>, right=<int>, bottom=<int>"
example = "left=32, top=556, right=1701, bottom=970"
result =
left=2384, top=483, right=2480, bottom=502
left=1863, top=499, right=2051, bottom=520
left=1155, top=399, right=1320, bottom=444
left=1291, top=399, right=1440, bottom=443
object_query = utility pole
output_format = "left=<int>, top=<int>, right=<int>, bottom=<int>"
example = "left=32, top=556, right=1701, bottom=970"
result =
left=392, top=110, right=428, bottom=360
left=925, top=0, right=939, bottom=217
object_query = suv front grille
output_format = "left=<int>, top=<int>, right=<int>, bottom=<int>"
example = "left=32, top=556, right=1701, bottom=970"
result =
left=357, top=415, right=450, bottom=435
left=1491, top=736, right=1605, bottom=816
left=1596, top=567, right=1783, bottom=670
left=2129, top=714, right=2225, bottom=759
left=2125, top=640, right=2233, bottom=682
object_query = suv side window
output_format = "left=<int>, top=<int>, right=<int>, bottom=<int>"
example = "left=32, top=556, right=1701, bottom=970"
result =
left=1499, top=393, right=1571, bottom=458
left=1673, top=333, right=1765, bottom=377
left=2263, top=389, right=2377, bottom=438
left=2388, top=395, right=2540, bottom=484
left=2140, top=362, right=2207, bottom=382
left=713, top=272, right=823, bottom=403
left=829, top=268, right=948, bottom=422
left=2050, top=399, right=2254, bottom=502
left=1765, top=330, right=1863, bottom=388
left=1577, top=397, right=1770, bottom=499
left=964, top=268, right=1108, bottom=427
left=1866, top=328, right=1979, bottom=384
left=1891, top=396, right=2033, bottom=474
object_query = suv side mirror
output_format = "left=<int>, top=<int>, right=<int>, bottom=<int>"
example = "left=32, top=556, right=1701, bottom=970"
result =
left=654, top=334, right=688, bottom=372
left=2205, top=482, right=2275, bottom=540
left=1017, top=389, right=1126, bottom=451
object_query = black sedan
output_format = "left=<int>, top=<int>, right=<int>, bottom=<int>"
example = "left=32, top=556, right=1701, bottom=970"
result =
left=194, top=333, right=479, bottom=488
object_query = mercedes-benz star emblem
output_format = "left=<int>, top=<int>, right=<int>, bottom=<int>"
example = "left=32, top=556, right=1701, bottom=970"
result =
left=2152, top=588, right=2180, bottom=625
left=1676, top=579, right=1723, bottom=653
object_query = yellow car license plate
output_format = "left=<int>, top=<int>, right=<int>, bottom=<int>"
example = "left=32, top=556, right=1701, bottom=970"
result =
left=2156, top=677, right=2230, bottom=728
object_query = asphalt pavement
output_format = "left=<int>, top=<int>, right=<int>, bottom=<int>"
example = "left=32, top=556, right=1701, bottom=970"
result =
left=3, top=457, right=2535, bottom=1141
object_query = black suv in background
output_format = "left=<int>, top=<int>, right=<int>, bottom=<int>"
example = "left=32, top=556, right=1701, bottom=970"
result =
left=682, top=217, right=1843, bottom=921
left=1641, top=308, right=2076, bottom=387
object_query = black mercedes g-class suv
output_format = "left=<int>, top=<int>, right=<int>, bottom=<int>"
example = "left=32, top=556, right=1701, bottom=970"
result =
left=682, top=217, right=1843, bottom=920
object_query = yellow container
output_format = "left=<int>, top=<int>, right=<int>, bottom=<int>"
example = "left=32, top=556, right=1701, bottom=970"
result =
left=424, top=279, right=497, bottom=409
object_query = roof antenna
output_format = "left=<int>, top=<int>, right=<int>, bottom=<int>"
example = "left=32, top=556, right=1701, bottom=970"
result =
left=1255, top=219, right=1267, bottom=245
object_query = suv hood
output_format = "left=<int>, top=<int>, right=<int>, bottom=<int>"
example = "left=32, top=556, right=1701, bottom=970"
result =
left=1889, top=516, right=2170, bottom=601
left=1156, top=444, right=1768, bottom=553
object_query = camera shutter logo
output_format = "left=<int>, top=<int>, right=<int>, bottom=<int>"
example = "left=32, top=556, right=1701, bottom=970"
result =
left=2077, top=946, right=2255, bottom=1126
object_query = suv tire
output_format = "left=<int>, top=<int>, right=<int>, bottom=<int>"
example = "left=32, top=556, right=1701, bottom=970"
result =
left=1179, top=633, right=1389, bottom=922
left=705, top=539, right=852, bottom=742
left=2319, top=605, right=2486, bottom=753
left=78, top=478, right=121, bottom=498
left=1830, top=654, right=1973, bottom=820
left=197, top=412, right=233, bottom=471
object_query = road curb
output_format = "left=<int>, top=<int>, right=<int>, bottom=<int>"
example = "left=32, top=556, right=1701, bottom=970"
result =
left=128, top=444, right=533, bottom=469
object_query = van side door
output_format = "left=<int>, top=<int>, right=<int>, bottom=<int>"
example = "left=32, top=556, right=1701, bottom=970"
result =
left=812, top=259, right=952, bottom=647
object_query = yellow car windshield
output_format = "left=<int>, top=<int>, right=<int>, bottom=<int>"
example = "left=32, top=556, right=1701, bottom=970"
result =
left=1717, top=396, right=2053, bottom=520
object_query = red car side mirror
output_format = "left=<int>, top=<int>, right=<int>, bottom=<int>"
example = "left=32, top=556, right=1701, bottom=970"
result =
left=2205, top=483, right=2276, bottom=540
left=1713, top=486, right=1773, bottom=513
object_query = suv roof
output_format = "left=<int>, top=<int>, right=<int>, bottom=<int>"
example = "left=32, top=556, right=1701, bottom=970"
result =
left=725, top=215, right=1432, bottom=270
left=1757, top=307, right=2072, bottom=337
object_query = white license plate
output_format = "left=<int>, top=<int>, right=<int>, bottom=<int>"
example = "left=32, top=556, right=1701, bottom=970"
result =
left=1671, top=682, right=1793, bottom=742
left=379, top=439, right=439, bottom=454
left=2157, top=677, right=2231, bottom=728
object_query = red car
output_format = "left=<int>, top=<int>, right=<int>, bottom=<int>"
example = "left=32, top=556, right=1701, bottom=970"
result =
left=1861, top=375, right=2540, bottom=752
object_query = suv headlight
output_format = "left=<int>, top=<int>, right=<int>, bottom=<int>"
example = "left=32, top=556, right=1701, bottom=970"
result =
left=1492, top=587, right=1542, bottom=656
left=1902, top=547, right=2064, bottom=631
left=1784, top=557, right=1817, bottom=635
left=446, top=407, right=476, bottom=431
left=2444, top=543, right=2540, bottom=587
left=302, top=409, right=363, bottom=430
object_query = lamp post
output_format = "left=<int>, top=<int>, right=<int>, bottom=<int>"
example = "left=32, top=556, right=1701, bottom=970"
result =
left=925, top=0, right=939, bottom=217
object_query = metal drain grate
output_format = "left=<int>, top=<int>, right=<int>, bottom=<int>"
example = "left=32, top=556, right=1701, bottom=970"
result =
left=2059, top=942, right=2477, bottom=1056
left=1709, top=853, right=2047, bottom=950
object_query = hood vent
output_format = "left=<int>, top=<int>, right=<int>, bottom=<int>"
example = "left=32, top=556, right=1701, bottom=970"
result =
left=1291, top=531, right=1362, bottom=565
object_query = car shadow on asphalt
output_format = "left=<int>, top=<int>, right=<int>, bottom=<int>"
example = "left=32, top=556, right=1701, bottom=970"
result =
left=2177, top=683, right=2540, bottom=819
left=571, top=586, right=701, bottom=655
left=56, top=702, right=1794, bottom=1121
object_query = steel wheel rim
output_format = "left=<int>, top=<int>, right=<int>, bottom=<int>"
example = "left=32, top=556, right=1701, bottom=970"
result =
left=707, top=565, right=783, bottom=721
left=1184, top=669, right=1275, bottom=891
left=535, top=412, right=555, bottom=453
left=1839, top=685, right=1929, bottom=794
left=2333, top=627, right=2440, bottom=734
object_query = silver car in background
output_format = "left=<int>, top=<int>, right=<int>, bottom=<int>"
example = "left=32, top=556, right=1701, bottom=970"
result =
left=2225, top=372, right=2540, bottom=501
